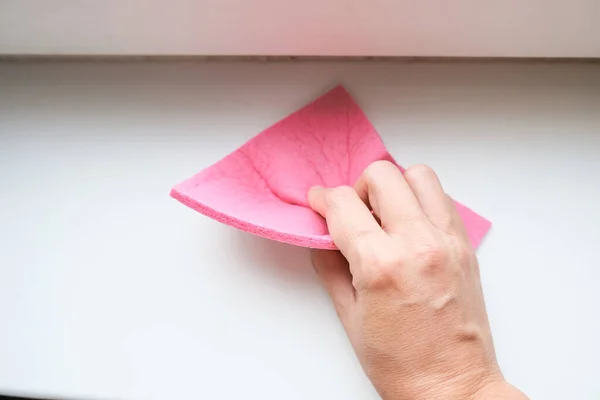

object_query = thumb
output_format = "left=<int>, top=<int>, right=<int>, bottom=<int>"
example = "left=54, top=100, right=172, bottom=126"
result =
left=311, top=249, right=355, bottom=325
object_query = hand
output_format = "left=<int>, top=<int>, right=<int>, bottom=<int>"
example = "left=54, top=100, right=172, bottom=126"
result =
left=308, top=161, right=527, bottom=400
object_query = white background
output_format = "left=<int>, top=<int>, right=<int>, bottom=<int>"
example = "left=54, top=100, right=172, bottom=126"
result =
left=0, top=60, right=599, bottom=399
left=1, top=0, right=599, bottom=57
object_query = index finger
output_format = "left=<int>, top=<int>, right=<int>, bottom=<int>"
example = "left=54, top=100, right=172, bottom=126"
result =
left=308, top=186, right=387, bottom=265
left=354, top=160, right=425, bottom=235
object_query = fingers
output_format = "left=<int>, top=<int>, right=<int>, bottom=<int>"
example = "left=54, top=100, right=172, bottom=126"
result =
left=403, top=164, right=470, bottom=242
left=403, top=165, right=453, bottom=233
left=446, top=196, right=471, bottom=244
left=311, top=249, right=355, bottom=325
left=308, top=185, right=386, bottom=266
left=354, top=161, right=424, bottom=235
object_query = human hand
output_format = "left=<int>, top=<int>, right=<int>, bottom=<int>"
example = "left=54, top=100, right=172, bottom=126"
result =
left=308, top=162, right=527, bottom=400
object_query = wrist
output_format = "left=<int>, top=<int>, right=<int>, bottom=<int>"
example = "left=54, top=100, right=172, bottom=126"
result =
left=471, top=379, right=529, bottom=400
left=382, top=370, right=526, bottom=400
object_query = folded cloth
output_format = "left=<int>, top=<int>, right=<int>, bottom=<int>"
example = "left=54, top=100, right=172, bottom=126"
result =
left=171, top=86, right=491, bottom=249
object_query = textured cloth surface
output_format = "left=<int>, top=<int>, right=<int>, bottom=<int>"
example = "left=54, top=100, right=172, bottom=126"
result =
left=171, top=86, right=491, bottom=249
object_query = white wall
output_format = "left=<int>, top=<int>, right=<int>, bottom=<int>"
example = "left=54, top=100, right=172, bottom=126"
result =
left=1, top=0, right=599, bottom=57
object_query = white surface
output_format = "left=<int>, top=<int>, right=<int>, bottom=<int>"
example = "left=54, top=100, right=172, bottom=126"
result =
left=1, top=0, right=600, bottom=57
left=0, top=60, right=599, bottom=400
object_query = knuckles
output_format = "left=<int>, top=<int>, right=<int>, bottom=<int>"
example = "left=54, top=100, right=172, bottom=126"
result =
left=357, top=234, right=473, bottom=291
left=360, top=249, right=406, bottom=290
left=453, top=241, right=473, bottom=267
left=413, top=240, right=448, bottom=269
left=324, top=185, right=356, bottom=207
left=362, top=160, right=398, bottom=182
left=404, top=164, right=437, bottom=183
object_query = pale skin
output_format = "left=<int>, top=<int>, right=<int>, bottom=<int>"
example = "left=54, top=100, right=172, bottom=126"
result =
left=307, top=161, right=528, bottom=400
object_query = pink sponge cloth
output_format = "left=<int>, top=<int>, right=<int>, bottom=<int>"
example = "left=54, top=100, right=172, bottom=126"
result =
left=171, top=86, right=491, bottom=250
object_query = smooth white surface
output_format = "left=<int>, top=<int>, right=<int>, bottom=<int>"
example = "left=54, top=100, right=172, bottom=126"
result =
left=0, top=60, right=599, bottom=400
left=1, top=0, right=600, bottom=57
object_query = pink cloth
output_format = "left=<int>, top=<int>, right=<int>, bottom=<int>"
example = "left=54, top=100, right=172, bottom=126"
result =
left=171, top=86, right=491, bottom=249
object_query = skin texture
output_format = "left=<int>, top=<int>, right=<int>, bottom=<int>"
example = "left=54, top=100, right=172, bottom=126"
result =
left=308, top=161, right=528, bottom=400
